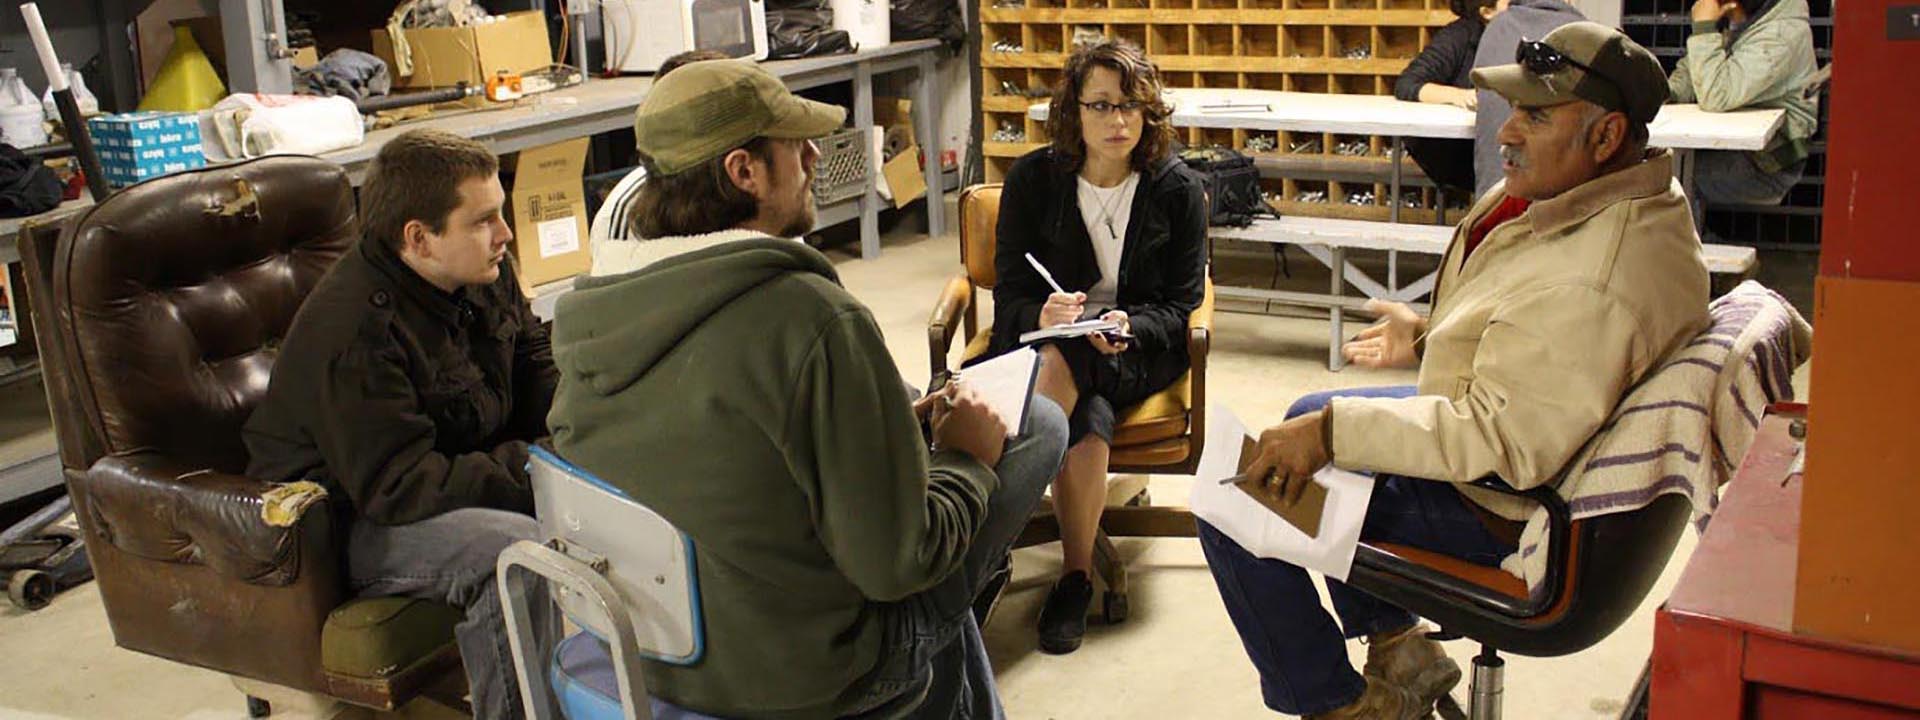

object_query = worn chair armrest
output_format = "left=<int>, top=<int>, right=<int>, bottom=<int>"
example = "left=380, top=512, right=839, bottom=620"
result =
left=1179, top=279, right=1217, bottom=470
left=928, top=274, right=974, bottom=381
left=81, top=453, right=330, bottom=587
left=1350, top=475, right=1571, bottom=619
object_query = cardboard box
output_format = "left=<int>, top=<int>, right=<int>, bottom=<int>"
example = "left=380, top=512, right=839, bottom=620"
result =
left=873, top=97, right=926, bottom=208
left=882, top=144, right=926, bottom=209
left=505, top=138, right=592, bottom=288
left=372, top=12, right=553, bottom=90
left=87, top=112, right=206, bottom=187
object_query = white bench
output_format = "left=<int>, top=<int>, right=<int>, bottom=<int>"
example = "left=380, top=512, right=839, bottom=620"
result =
left=1211, top=216, right=1760, bottom=370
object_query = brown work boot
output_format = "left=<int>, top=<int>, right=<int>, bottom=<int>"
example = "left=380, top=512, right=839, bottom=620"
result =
left=1305, top=676, right=1427, bottom=720
left=1363, top=624, right=1462, bottom=712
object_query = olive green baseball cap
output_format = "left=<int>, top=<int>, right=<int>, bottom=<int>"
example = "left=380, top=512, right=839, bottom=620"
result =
left=633, top=59, right=847, bottom=176
left=1471, top=21, right=1668, bottom=126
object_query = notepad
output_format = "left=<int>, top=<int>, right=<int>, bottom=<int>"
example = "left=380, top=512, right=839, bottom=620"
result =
left=1221, top=435, right=1328, bottom=538
left=1019, top=319, right=1122, bottom=345
left=955, top=346, right=1042, bottom=437
left=1189, top=406, right=1376, bottom=581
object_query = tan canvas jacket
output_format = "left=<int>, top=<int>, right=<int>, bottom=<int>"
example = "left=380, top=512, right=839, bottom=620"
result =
left=1329, top=150, right=1711, bottom=520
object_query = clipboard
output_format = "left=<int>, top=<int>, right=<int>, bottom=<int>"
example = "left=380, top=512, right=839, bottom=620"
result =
left=1227, top=435, right=1327, bottom=538
left=953, top=346, right=1042, bottom=437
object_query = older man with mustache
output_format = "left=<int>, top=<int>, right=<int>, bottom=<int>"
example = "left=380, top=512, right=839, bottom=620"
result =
left=1197, top=23, right=1710, bottom=720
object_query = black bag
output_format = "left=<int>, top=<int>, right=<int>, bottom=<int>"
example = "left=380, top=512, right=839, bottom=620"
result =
left=765, top=0, right=856, bottom=59
left=1179, top=146, right=1273, bottom=227
left=0, top=144, right=62, bottom=218
left=891, top=0, right=965, bottom=51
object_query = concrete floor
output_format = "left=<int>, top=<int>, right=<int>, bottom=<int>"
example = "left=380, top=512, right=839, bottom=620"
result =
left=0, top=199, right=1813, bottom=719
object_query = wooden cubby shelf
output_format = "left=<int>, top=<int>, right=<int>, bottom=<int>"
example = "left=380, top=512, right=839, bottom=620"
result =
left=979, top=0, right=1455, bottom=223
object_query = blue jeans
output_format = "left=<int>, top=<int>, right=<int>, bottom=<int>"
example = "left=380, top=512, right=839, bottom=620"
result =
left=349, top=507, right=555, bottom=720
left=1197, top=386, right=1517, bottom=716
left=848, top=395, right=1071, bottom=719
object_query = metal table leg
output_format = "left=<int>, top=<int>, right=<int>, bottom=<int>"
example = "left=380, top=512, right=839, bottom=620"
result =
left=1390, top=136, right=1404, bottom=224
left=854, top=61, right=879, bottom=259
left=913, top=52, right=945, bottom=238
left=1329, top=245, right=1346, bottom=371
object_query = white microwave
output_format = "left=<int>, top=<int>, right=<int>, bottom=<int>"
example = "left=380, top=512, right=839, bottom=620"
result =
left=602, top=0, right=770, bottom=74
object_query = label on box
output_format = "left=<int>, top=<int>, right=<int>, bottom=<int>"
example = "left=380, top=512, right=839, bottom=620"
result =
left=536, top=216, right=581, bottom=259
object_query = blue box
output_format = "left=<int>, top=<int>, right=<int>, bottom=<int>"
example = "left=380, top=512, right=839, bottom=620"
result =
left=87, top=112, right=206, bottom=187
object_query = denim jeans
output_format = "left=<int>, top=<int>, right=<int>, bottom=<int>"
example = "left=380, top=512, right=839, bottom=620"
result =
left=1689, top=149, right=1804, bottom=230
left=348, top=507, right=557, bottom=720
left=1197, top=386, right=1517, bottom=715
left=846, top=395, right=1071, bottom=719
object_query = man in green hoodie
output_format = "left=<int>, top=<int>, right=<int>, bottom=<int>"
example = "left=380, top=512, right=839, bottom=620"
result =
left=547, top=59, right=1070, bottom=719
left=1668, top=0, right=1818, bottom=216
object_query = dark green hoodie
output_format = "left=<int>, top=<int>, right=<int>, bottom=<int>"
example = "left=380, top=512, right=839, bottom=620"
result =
left=547, top=237, right=999, bottom=719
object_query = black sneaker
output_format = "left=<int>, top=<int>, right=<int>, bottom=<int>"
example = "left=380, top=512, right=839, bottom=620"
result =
left=1037, top=571, right=1093, bottom=655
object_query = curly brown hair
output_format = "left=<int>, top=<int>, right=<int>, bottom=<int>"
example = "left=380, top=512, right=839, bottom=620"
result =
left=1045, top=39, right=1174, bottom=174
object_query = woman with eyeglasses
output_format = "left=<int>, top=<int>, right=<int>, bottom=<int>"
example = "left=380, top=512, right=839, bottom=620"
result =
left=984, top=38, right=1208, bottom=655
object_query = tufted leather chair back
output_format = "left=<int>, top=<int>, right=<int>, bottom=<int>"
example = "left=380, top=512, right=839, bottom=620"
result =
left=50, top=157, right=354, bottom=474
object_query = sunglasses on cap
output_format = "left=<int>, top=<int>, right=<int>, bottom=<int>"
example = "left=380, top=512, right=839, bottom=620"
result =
left=1515, top=39, right=1624, bottom=89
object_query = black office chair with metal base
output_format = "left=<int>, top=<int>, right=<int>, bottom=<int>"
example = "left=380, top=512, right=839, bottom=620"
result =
left=1344, top=479, right=1691, bottom=720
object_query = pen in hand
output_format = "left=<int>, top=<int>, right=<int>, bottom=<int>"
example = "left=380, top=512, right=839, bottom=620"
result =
left=1025, top=252, right=1069, bottom=295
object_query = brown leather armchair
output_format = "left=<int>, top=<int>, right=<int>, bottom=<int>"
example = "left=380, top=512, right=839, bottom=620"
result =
left=928, top=183, right=1214, bottom=622
left=18, top=157, right=460, bottom=716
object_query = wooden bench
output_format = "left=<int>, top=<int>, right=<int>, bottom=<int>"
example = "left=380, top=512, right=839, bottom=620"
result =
left=1211, top=216, right=1761, bottom=370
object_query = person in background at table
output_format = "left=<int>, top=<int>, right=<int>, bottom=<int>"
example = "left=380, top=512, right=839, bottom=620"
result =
left=1200, top=24, right=1707, bottom=719
left=1667, top=0, right=1817, bottom=222
left=587, top=49, right=737, bottom=253
left=989, top=38, right=1208, bottom=655
left=1470, top=0, right=1584, bottom=196
left=1394, top=0, right=1507, bottom=195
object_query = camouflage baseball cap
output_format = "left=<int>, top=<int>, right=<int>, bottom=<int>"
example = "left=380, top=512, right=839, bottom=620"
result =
left=1471, top=21, right=1668, bottom=126
left=633, top=59, right=847, bottom=176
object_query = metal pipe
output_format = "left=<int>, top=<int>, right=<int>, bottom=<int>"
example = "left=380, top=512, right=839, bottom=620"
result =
left=354, top=83, right=476, bottom=114
left=21, top=3, right=109, bottom=201
left=1470, top=644, right=1505, bottom=720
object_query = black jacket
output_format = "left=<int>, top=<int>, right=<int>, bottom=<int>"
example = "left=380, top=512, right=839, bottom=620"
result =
left=243, top=235, right=558, bottom=526
left=1394, top=17, right=1483, bottom=102
left=989, top=147, right=1208, bottom=360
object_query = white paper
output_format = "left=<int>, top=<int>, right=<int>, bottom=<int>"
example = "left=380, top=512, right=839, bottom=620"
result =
left=1188, top=406, right=1376, bottom=581
left=954, top=346, right=1038, bottom=437
left=537, top=216, right=581, bottom=259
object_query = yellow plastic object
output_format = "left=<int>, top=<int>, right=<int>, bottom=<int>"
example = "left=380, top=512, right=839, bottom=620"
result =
left=138, top=25, right=226, bottom=112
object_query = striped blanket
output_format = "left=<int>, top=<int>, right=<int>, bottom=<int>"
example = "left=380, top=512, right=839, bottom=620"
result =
left=1500, top=281, right=1812, bottom=594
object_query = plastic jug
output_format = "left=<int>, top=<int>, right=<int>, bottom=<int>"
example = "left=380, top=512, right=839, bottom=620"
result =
left=42, top=63, right=100, bottom=122
left=0, top=67, right=48, bottom=147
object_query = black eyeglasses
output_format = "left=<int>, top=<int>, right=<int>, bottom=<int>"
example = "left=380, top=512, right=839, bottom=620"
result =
left=1079, top=100, right=1146, bottom=115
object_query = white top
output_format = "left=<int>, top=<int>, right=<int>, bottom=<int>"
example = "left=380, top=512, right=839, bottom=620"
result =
left=1029, top=88, right=1787, bottom=150
left=1077, top=172, right=1139, bottom=309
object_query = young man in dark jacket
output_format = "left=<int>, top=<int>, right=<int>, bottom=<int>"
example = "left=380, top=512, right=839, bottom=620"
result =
left=244, top=129, right=557, bottom=720
left=551, top=59, right=1070, bottom=718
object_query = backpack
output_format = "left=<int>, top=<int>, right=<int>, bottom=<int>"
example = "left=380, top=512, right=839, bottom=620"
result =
left=1179, top=146, right=1275, bottom=227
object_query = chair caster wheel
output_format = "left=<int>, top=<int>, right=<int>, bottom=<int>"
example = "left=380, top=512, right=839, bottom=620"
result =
left=1102, top=591, right=1129, bottom=624
left=6, top=570, right=53, bottom=611
left=246, top=696, right=271, bottom=718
